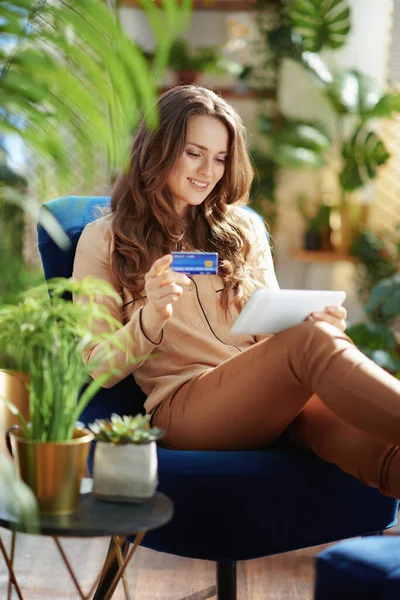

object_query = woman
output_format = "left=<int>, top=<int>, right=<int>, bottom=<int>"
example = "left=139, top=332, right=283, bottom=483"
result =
left=73, top=85, right=400, bottom=498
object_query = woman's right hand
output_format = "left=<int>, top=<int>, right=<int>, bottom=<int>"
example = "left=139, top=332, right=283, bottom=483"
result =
left=144, top=254, right=191, bottom=321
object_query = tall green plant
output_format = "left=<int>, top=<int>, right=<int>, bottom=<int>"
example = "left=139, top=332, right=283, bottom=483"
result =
left=259, top=0, right=400, bottom=204
left=0, top=0, right=192, bottom=244
left=0, top=277, right=141, bottom=442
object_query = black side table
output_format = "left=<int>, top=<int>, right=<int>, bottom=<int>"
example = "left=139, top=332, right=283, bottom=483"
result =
left=0, top=480, right=173, bottom=600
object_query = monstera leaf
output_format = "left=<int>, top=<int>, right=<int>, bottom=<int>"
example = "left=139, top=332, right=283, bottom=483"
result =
left=340, top=128, right=390, bottom=190
left=365, top=92, right=400, bottom=119
left=257, top=116, right=331, bottom=169
left=288, top=0, right=351, bottom=52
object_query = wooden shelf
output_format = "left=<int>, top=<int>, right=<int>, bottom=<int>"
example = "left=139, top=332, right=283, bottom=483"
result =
left=159, top=86, right=276, bottom=99
left=293, top=249, right=357, bottom=264
left=122, top=1, right=277, bottom=11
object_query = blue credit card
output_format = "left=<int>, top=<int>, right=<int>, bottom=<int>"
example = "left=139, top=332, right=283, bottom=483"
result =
left=171, top=252, right=218, bottom=275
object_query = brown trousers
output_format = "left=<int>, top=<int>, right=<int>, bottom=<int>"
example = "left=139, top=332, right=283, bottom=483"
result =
left=152, top=321, right=400, bottom=498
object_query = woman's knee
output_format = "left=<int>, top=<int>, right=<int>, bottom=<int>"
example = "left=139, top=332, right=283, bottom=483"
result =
left=282, top=320, right=353, bottom=382
left=286, top=320, right=345, bottom=353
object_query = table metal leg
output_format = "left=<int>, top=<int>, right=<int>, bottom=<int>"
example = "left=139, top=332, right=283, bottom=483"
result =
left=0, top=533, right=24, bottom=600
left=92, top=536, right=130, bottom=600
left=52, top=531, right=145, bottom=600
left=102, top=531, right=146, bottom=600
left=114, top=536, right=130, bottom=599
left=1, top=530, right=145, bottom=600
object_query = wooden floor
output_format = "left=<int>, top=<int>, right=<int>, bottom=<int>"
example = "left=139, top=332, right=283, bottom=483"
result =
left=1, top=523, right=399, bottom=600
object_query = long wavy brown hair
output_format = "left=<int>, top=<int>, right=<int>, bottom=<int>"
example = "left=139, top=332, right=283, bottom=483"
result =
left=111, top=84, right=263, bottom=313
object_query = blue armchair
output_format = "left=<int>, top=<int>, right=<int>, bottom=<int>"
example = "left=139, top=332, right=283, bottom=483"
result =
left=38, top=196, right=399, bottom=600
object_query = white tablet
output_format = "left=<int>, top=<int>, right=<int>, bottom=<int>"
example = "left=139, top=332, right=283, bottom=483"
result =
left=230, top=289, right=346, bottom=335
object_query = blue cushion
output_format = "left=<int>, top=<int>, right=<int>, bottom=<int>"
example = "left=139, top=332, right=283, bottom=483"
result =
left=38, top=196, right=399, bottom=562
left=315, top=537, right=400, bottom=600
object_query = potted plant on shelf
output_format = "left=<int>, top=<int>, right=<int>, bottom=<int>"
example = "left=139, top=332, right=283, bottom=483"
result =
left=0, top=276, right=136, bottom=516
left=168, top=38, right=223, bottom=85
left=297, top=194, right=332, bottom=251
left=89, top=413, right=164, bottom=503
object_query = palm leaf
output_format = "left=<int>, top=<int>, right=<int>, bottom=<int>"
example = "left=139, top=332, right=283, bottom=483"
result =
left=1, top=0, right=190, bottom=242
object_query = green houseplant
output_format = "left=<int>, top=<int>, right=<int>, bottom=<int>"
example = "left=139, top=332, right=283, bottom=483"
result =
left=168, top=38, right=223, bottom=85
left=351, top=226, right=400, bottom=303
left=297, top=194, right=332, bottom=251
left=0, top=276, right=139, bottom=514
left=347, top=273, right=400, bottom=379
left=249, top=147, right=278, bottom=234
left=89, top=414, right=164, bottom=503
left=257, top=0, right=400, bottom=251
left=347, top=225, right=400, bottom=377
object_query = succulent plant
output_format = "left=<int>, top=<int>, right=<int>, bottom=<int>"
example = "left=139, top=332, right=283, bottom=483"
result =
left=89, top=413, right=164, bottom=445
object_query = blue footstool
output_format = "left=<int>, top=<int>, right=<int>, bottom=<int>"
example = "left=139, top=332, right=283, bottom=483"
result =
left=315, top=536, right=400, bottom=599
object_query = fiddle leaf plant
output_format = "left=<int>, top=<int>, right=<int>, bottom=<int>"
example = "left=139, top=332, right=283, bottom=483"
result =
left=0, top=277, right=141, bottom=442
left=89, top=413, right=164, bottom=445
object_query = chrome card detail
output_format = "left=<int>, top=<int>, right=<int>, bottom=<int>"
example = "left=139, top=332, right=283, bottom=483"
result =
left=171, top=252, right=218, bottom=275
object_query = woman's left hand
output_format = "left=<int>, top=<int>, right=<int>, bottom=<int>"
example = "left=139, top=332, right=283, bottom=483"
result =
left=305, top=305, right=347, bottom=332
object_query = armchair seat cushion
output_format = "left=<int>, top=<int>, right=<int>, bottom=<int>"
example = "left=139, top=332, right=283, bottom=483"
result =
left=143, top=444, right=398, bottom=561
left=315, top=536, right=400, bottom=600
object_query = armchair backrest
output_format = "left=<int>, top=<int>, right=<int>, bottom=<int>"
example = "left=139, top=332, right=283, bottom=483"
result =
left=38, top=196, right=111, bottom=281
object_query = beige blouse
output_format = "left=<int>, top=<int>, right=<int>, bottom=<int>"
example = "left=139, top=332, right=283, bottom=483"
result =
left=72, top=208, right=279, bottom=414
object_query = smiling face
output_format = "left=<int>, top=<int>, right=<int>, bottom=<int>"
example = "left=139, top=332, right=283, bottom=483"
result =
left=166, top=114, right=229, bottom=216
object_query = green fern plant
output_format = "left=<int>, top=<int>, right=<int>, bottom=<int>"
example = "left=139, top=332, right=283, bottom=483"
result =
left=0, top=0, right=192, bottom=243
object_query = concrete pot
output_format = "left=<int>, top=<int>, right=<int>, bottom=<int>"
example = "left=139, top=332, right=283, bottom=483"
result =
left=93, top=441, right=158, bottom=503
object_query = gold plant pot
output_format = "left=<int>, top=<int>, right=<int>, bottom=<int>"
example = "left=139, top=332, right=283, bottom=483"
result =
left=9, top=428, right=93, bottom=516
left=0, top=371, right=30, bottom=451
